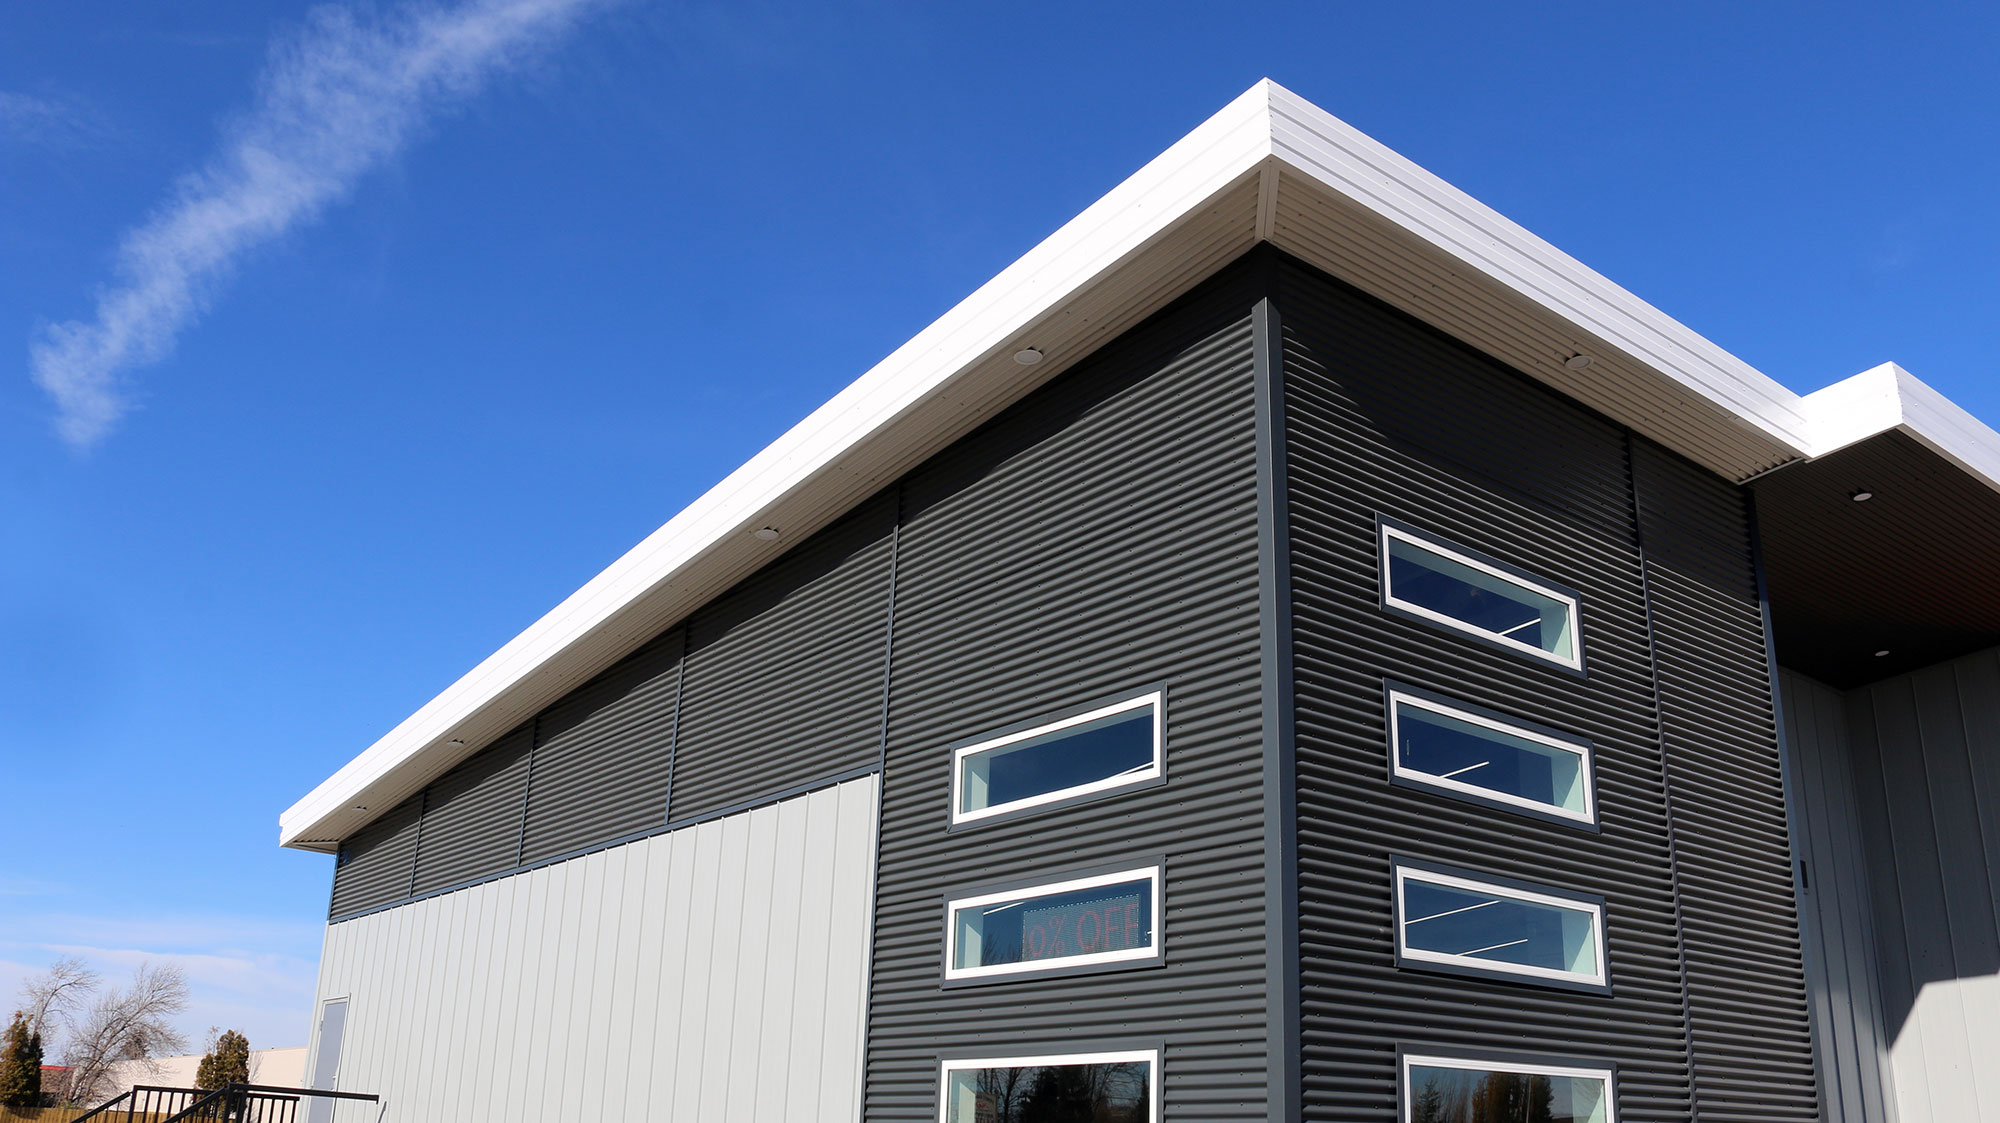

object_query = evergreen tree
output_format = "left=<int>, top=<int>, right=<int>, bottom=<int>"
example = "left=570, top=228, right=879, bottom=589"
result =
left=195, top=1030, right=251, bottom=1091
left=0, top=1010, right=43, bottom=1109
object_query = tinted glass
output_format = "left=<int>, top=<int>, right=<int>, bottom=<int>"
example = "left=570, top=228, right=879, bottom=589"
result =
left=955, top=877, right=1154, bottom=970
left=1408, top=1063, right=1609, bottom=1123
left=1401, top=877, right=1598, bottom=977
left=1387, top=535, right=1575, bottom=660
left=944, top=1060, right=1152, bottom=1123
left=1396, top=700, right=1587, bottom=815
left=959, top=707, right=1154, bottom=815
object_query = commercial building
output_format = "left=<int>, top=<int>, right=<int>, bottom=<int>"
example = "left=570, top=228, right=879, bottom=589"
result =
left=281, top=82, right=2000, bottom=1123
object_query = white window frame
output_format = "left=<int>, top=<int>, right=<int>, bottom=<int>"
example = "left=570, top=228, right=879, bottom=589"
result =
left=1388, top=688, right=1597, bottom=827
left=1401, top=1053, right=1617, bottom=1123
left=1380, top=523, right=1584, bottom=671
left=944, top=865, right=1164, bottom=981
left=1394, top=865, right=1608, bottom=989
left=950, top=692, right=1164, bottom=825
left=939, top=1049, right=1161, bottom=1123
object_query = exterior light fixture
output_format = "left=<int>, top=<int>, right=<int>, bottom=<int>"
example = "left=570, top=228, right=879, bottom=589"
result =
left=1563, top=354, right=1594, bottom=371
left=1851, top=489, right=1874, bottom=502
left=754, top=527, right=780, bottom=540
left=1014, top=348, right=1044, bottom=365
left=448, top=738, right=465, bottom=745
left=353, top=805, right=369, bottom=812
left=1875, top=650, right=1890, bottom=657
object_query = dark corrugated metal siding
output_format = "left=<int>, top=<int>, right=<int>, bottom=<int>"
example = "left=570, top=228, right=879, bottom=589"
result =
left=518, top=627, right=684, bottom=864
left=1279, top=255, right=1699, bottom=1122
left=1633, top=440, right=1819, bottom=1122
left=671, top=493, right=896, bottom=821
left=329, top=792, right=422, bottom=918
left=409, top=722, right=532, bottom=895
left=864, top=264, right=1269, bottom=1120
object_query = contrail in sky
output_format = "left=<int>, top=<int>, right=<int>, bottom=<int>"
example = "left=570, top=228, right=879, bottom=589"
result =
left=30, top=0, right=603, bottom=449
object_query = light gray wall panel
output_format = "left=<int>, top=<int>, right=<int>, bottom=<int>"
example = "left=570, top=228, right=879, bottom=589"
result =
left=305, top=776, right=879, bottom=1123
left=1843, top=649, right=2000, bottom=1123
left=1780, top=668, right=1897, bottom=1123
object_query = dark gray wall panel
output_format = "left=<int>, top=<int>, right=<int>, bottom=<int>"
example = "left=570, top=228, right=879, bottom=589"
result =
left=670, top=492, right=896, bottom=821
left=865, top=265, right=1268, bottom=1120
left=1844, top=647, right=2000, bottom=1122
left=1780, top=668, right=1897, bottom=1123
left=329, top=792, right=421, bottom=918
left=1279, top=256, right=1698, bottom=1123
left=409, top=722, right=532, bottom=896
left=518, top=627, right=684, bottom=864
left=1634, top=439, right=1818, bottom=1122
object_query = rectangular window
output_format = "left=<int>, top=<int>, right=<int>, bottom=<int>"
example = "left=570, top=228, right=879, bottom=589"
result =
left=1389, top=687, right=1596, bottom=827
left=946, top=866, right=1162, bottom=981
left=1395, top=864, right=1607, bottom=990
left=1381, top=522, right=1583, bottom=671
left=952, top=693, right=1162, bottom=825
left=1402, top=1054, right=1615, bottom=1123
left=940, top=1050, right=1158, bottom=1123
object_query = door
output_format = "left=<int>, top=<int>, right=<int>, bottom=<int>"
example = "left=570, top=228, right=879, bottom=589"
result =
left=304, top=998, right=347, bottom=1123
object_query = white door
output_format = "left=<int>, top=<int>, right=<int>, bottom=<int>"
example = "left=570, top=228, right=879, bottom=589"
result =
left=304, top=998, right=347, bottom=1123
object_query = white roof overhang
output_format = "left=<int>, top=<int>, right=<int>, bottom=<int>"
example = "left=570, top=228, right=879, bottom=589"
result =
left=281, top=80, right=2000, bottom=851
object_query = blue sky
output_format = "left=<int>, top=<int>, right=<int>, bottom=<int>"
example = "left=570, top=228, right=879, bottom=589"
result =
left=2, top=0, right=1995, bottom=1050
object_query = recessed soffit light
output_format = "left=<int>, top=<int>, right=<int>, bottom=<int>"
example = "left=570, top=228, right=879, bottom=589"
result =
left=1875, top=649, right=1891, bottom=658
left=353, top=805, right=369, bottom=812
left=448, top=738, right=465, bottom=746
left=753, top=526, right=780, bottom=540
left=1563, top=354, right=1594, bottom=371
left=1851, top=489, right=1875, bottom=502
left=1014, top=348, right=1044, bottom=366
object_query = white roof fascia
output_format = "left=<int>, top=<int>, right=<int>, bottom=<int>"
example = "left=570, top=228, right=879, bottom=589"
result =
left=283, top=80, right=2000, bottom=852
left=1261, top=83, right=1812, bottom=452
left=1802, top=362, right=2000, bottom=492
left=277, top=84, right=1277, bottom=849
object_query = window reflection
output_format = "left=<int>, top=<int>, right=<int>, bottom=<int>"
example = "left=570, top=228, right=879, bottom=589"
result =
left=944, top=1059, right=1153, bottom=1123
left=1407, top=1063, right=1609, bottom=1123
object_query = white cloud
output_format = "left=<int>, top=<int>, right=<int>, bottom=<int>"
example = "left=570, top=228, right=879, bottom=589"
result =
left=29, top=0, right=605, bottom=449
left=0, top=91, right=101, bottom=146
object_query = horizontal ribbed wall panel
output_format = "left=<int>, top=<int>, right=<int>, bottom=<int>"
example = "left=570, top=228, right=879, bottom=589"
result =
left=866, top=262, right=1268, bottom=1120
left=670, top=493, right=896, bottom=821
left=1634, top=439, right=1819, bottom=1122
left=410, top=723, right=532, bottom=895
left=1278, top=256, right=1698, bottom=1123
left=519, top=628, right=684, bottom=865
left=330, top=793, right=421, bottom=918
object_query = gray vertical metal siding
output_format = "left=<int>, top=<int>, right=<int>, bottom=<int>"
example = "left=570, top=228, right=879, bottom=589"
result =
left=864, top=263, right=1269, bottom=1120
left=518, top=628, right=684, bottom=864
left=308, top=776, right=881, bottom=1123
left=1779, top=668, right=1897, bottom=1123
left=1280, top=254, right=1693, bottom=1123
left=329, top=793, right=421, bottom=919
left=410, top=723, right=533, bottom=896
left=1632, top=440, right=1819, bottom=1122
left=671, top=492, right=897, bottom=821
left=1844, top=648, right=2000, bottom=1122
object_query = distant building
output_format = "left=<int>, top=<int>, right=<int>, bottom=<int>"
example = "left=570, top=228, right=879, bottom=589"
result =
left=100, top=1047, right=305, bottom=1098
left=281, top=81, right=2000, bottom=1123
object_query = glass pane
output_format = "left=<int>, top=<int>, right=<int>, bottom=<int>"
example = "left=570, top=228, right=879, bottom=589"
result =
left=1387, top=535, right=1575, bottom=660
left=954, top=876, right=1154, bottom=971
left=1396, top=699, right=1587, bottom=815
left=1408, top=1063, right=1609, bottom=1123
left=1401, top=876, right=1598, bottom=978
left=945, top=1060, right=1153, bottom=1123
left=959, top=705, right=1155, bottom=816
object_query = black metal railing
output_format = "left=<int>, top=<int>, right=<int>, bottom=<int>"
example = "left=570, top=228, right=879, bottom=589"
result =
left=64, top=1083, right=379, bottom=1123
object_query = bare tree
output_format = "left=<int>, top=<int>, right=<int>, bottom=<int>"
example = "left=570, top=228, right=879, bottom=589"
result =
left=20, top=957, right=98, bottom=1041
left=57, top=963, right=189, bottom=1107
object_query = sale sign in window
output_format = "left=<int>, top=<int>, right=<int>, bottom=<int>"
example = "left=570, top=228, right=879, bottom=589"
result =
left=948, top=868, right=1160, bottom=980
